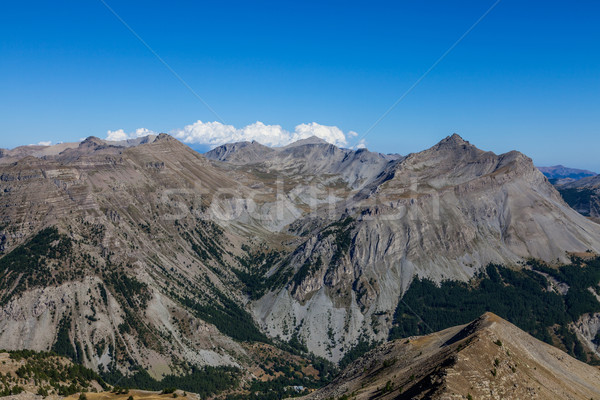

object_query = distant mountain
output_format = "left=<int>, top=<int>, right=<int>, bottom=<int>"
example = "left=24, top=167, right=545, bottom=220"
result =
left=204, top=140, right=276, bottom=164
left=301, top=312, right=600, bottom=400
left=0, top=136, right=157, bottom=164
left=205, top=135, right=402, bottom=189
left=537, top=165, right=596, bottom=185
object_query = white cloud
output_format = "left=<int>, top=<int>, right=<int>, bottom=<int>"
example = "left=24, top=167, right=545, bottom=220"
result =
left=27, top=141, right=52, bottom=146
left=171, top=120, right=352, bottom=148
left=240, top=122, right=290, bottom=147
left=353, top=139, right=367, bottom=150
left=173, top=120, right=287, bottom=147
left=290, top=122, right=348, bottom=146
left=106, top=128, right=156, bottom=141
left=174, top=121, right=243, bottom=146
left=105, top=121, right=356, bottom=148
left=106, top=129, right=128, bottom=141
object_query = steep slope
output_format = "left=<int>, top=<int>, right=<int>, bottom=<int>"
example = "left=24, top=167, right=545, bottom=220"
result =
left=389, top=257, right=600, bottom=364
left=0, top=134, right=286, bottom=378
left=301, top=312, right=600, bottom=400
left=557, top=174, right=600, bottom=219
left=358, top=134, right=600, bottom=266
left=254, top=134, right=600, bottom=361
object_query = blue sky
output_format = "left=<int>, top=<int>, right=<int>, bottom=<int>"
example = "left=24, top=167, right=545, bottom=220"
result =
left=1, top=1, right=599, bottom=170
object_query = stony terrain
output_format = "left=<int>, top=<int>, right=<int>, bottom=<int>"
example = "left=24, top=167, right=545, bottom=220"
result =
left=556, top=174, right=600, bottom=220
left=1, top=132, right=600, bottom=380
left=301, top=312, right=600, bottom=400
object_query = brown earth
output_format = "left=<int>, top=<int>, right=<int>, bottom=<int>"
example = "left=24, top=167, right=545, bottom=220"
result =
left=301, top=312, right=600, bottom=400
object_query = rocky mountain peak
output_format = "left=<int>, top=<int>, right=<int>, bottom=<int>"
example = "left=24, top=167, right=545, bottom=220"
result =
left=433, top=133, right=473, bottom=150
left=154, top=132, right=175, bottom=142
left=205, top=140, right=275, bottom=163
left=79, top=136, right=105, bottom=148
left=283, top=135, right=329, bottom=148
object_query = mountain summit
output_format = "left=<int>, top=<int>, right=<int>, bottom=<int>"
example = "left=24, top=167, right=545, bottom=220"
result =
left=282, top=135, right=329, bottom=148
left=435, top=132, right=472, bottom=148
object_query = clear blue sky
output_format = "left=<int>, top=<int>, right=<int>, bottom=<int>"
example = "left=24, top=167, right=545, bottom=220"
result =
left=1, top=1, right=599, bottom=171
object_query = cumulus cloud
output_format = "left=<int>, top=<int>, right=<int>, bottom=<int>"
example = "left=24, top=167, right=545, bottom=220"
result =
left=290, top=122, right=348, bottom=146
left=105, top=121, right=356, bottom=148
left=354, top=139, right=367, bottom=149
left=106, top=127, right=156, bottom=141
left=172, top=121, right=290, bottom=147
left=172, top=120, right=352, bottom=148
left=27, top=141, right=52, bottom=146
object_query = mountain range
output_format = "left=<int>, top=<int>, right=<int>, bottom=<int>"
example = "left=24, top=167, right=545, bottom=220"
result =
left=1, top=133, right=600, bottom=397
left=537, top=165, right=596, bottom=185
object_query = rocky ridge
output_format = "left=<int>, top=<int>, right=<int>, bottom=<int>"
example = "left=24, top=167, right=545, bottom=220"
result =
left=300, top=312, right=600, bottom=400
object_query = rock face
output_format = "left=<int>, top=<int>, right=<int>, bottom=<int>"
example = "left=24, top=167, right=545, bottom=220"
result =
left=1, top=132, right=600, bottom=372
left=0, top=136, right=252, bottom=376
left=252, top=134, right=600, bottom=361
left=301, top=312, right=600, bottom=400
left=557, top=174, right=600, bottom=219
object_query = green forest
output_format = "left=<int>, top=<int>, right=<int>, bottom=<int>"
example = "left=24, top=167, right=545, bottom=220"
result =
left=390, top=256, right=600, bottom=363
left=3, top=350, right=107, bottom=396
left=101, top=366, right=239, bottom=398
left=0, top=227, right=73, bottom=304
